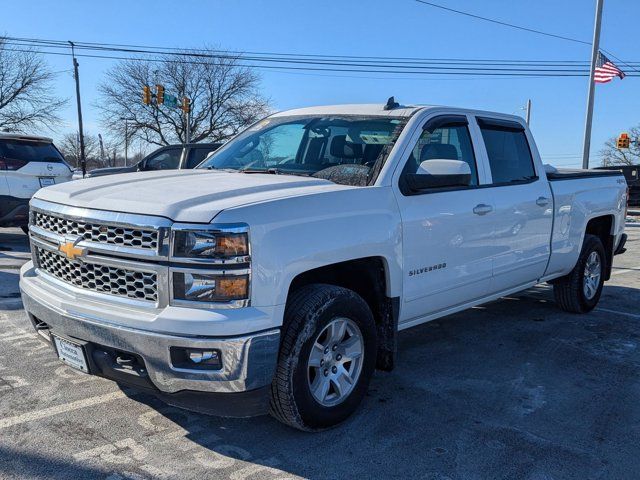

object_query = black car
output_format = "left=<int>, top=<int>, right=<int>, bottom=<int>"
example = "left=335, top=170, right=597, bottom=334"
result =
left=75, top=143, right=222, bottom=179
left=595, top=165, right=640, bottom=206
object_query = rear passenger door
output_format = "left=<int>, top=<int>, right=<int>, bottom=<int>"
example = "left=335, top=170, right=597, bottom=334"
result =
left=475, top=117, right=553, bottom=292
left=395, top=114, right=495, bottom=326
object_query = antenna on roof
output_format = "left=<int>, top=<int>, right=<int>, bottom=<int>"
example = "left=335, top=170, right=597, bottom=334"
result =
left=384, top=96, right=400, bottom=110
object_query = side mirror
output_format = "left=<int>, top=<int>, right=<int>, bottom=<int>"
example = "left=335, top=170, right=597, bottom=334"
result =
left=406, top=159, right=471, bottom=191
left=137, top=160, right=146, bottom=171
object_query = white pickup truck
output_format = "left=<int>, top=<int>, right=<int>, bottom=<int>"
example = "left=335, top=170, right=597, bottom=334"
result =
left=20, top=102, right=628, bottom=431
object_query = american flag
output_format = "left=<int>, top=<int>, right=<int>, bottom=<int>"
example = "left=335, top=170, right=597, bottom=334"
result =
left=594, top=51, right=625, bottom=83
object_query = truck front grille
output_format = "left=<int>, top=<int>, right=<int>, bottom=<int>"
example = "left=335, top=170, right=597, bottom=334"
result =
left=35, top=247, right=158, bottom=302
left=34, top=211, right=158, bottom=250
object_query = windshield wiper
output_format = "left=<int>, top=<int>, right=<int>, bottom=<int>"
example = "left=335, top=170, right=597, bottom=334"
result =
left=240, top=167, right=310, bottom=177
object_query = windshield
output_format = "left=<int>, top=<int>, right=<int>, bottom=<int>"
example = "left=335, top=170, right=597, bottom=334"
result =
left=198, top=115, right=405, bottom=186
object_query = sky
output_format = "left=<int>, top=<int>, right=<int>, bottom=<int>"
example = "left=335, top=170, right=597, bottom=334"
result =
left=2, top=0, right=639, bottom=168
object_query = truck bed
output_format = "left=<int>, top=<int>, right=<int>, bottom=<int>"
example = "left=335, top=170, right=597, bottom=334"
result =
left=546, top=168, right=622, bottom=181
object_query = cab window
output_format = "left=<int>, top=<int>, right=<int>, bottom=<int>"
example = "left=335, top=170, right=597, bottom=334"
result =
left=478, top=118, right=536, bottom=184
left=143, top=149, right=182, bottom=171
left=402, top=120, right=478, bottom=186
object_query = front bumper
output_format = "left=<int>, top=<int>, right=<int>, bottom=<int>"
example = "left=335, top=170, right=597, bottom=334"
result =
left=20, top=262, right=280, bottom=415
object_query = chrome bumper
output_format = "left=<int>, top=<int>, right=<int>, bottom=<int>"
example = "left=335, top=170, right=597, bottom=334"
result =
left=21, top=285, right=280, bottom=395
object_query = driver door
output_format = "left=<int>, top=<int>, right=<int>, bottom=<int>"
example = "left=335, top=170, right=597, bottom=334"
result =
left=394, top=114, right=496, bottom=326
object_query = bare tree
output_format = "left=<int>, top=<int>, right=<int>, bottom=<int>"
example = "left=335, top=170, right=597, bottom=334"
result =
left=97, top=49, right=270, bottom=147
left=0, top=38, right=67, bottom=132
left=600, top=125, right=640, bottom=166
left=59, top=132, right=100, bottom=168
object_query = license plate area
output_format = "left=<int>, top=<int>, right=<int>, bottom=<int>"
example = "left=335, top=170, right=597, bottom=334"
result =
left=39, top=177, right=55, bottom=187
left=52, top=334, right=89, bottom=373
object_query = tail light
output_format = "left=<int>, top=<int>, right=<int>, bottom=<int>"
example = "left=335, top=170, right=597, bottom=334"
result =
left=0, top=157, right=29, bottom=170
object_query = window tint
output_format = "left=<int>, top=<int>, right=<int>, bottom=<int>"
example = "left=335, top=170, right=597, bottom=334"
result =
left=479, top=126, right=535, bottom=184
left=0, top=139, right=64, bottom=163
left=403, top=124, right=478, bottom=186
left=186, top=147, right=218, bottom=168
left=143, top=149, right=182, bottom=171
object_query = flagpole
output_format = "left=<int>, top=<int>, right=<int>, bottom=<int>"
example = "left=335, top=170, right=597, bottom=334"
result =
left=581, top=0, right=604, bottom=169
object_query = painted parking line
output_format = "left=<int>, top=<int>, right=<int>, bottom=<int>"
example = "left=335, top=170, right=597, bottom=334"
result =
left=596, top=307, right=640, bottom=320
left=611, top=265, right=640, bottom=276
left=0, top=391, right=126, bottom=429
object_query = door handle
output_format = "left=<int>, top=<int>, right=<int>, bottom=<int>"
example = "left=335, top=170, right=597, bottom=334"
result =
left=473, top=203, right=493, bottom=215
left=536, top=196, right=550, bottom=207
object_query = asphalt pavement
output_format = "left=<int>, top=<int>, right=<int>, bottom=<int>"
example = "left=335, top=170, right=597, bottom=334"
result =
left=1, top=225, right=639, bottom=479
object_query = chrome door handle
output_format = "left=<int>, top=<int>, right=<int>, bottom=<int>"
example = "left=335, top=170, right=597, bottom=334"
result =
left=473, top=204, right=493, bottom=215
left=536, top=196, right=550, bottom=207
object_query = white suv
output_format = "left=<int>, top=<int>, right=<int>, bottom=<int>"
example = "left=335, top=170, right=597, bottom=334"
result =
left=0, top=133, right=72, bottom=233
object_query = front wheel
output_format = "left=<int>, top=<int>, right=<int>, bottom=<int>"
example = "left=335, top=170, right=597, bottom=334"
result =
left=269, top=284, right=377, bottom=431
left=553, top=234, right=606, bottom=313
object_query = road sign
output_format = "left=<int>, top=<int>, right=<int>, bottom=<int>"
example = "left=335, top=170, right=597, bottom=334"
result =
left=164, top=93, right=178, bottom=108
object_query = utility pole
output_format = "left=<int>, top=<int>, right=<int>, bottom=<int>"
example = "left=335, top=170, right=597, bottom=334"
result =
left=124, top=120, right=128, bottom=166
left=185, top=109, right=191, bottom=144
left=69, top=41, right=87, bottom=177
left=119, top=117, right=135, bottom=166
left=525, top=99, right=532, bottom=126
left=581, top=0, right=604, bottom=170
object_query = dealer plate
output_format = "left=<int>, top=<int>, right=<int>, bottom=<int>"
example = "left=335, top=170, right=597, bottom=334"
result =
left=53, top=335, right=89, bottom=373
left=39, top=177, right=55, bottom=187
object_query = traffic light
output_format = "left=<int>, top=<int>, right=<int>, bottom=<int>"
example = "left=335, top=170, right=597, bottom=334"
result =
left=617, top=132, right=630, bottom=149
left=142, top=85, right=152, bottom=105
left=156, top=84, right=165, bottom=105
left=181, top=97, right=191, bottom=113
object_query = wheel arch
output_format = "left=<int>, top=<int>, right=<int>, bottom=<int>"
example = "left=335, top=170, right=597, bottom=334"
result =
left=584, top=214, right=615, bottom=280
left=286, top=256, right=399, bottom=371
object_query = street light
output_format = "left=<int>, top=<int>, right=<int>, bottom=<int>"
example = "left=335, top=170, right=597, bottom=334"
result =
left=119, top=117, right=136, bottom=166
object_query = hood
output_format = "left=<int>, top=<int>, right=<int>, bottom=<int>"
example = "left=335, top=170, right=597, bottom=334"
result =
left=34, top=169, right=347, bottom=223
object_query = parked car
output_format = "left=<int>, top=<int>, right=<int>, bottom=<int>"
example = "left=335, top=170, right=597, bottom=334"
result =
left=0, top=133, right=72, bottom=233
left=20, top=102, right=627, bottom=431
left=72, top=143, right=222, bottom=180
left=596, top=164, right=639, bottom=206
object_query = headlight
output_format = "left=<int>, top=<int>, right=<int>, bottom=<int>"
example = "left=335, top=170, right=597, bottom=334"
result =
left=172, top=227, right=249, bottom=261
left=172, top=272, right=249, bottom=303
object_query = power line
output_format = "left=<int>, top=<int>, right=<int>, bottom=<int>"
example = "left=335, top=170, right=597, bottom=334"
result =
left=2, top=36, right=639, bottom=79
left=3, top=46, right=617, bottom=78
left=414, top=0, right=591, bottom=46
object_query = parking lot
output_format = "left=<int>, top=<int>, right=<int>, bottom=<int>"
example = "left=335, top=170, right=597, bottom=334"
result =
left=0, top=224, right=638, bottom=479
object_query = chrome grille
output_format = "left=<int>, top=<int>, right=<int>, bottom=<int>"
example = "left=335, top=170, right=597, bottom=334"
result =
left=36, top=247, right=158, bottom=302
left=34, top=211, right=158, bottom=249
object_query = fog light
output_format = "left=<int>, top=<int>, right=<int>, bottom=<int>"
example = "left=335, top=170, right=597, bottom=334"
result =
left=170, top=347, right=222, bottom=370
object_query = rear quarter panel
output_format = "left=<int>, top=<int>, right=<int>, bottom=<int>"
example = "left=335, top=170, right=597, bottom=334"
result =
left=212, top=186, right=403, bottom=310
left=544, top=175, right=626, bottom=279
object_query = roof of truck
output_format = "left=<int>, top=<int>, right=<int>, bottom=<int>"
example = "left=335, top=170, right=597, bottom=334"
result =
left=271, top=103, right=427, bottom=118
left=0, top=132, right=54, bottom=143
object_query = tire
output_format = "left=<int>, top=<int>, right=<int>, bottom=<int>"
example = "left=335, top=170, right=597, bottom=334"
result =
left=553, top=234, right=606, bottom=313
left=269, top=284, right=377, bottom=431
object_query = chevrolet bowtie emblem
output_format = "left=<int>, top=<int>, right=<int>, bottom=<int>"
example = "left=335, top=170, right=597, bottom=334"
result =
left=59, top=239, right=85, bottom=260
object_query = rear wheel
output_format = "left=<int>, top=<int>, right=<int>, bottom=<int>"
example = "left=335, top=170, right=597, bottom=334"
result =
left=553, top=234, right=606, bottom=313
left=269, top=284, right=376, bottom=431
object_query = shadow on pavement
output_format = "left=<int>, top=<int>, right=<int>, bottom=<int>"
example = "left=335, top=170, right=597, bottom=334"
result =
left=120, top=284, right=640, bottom=479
